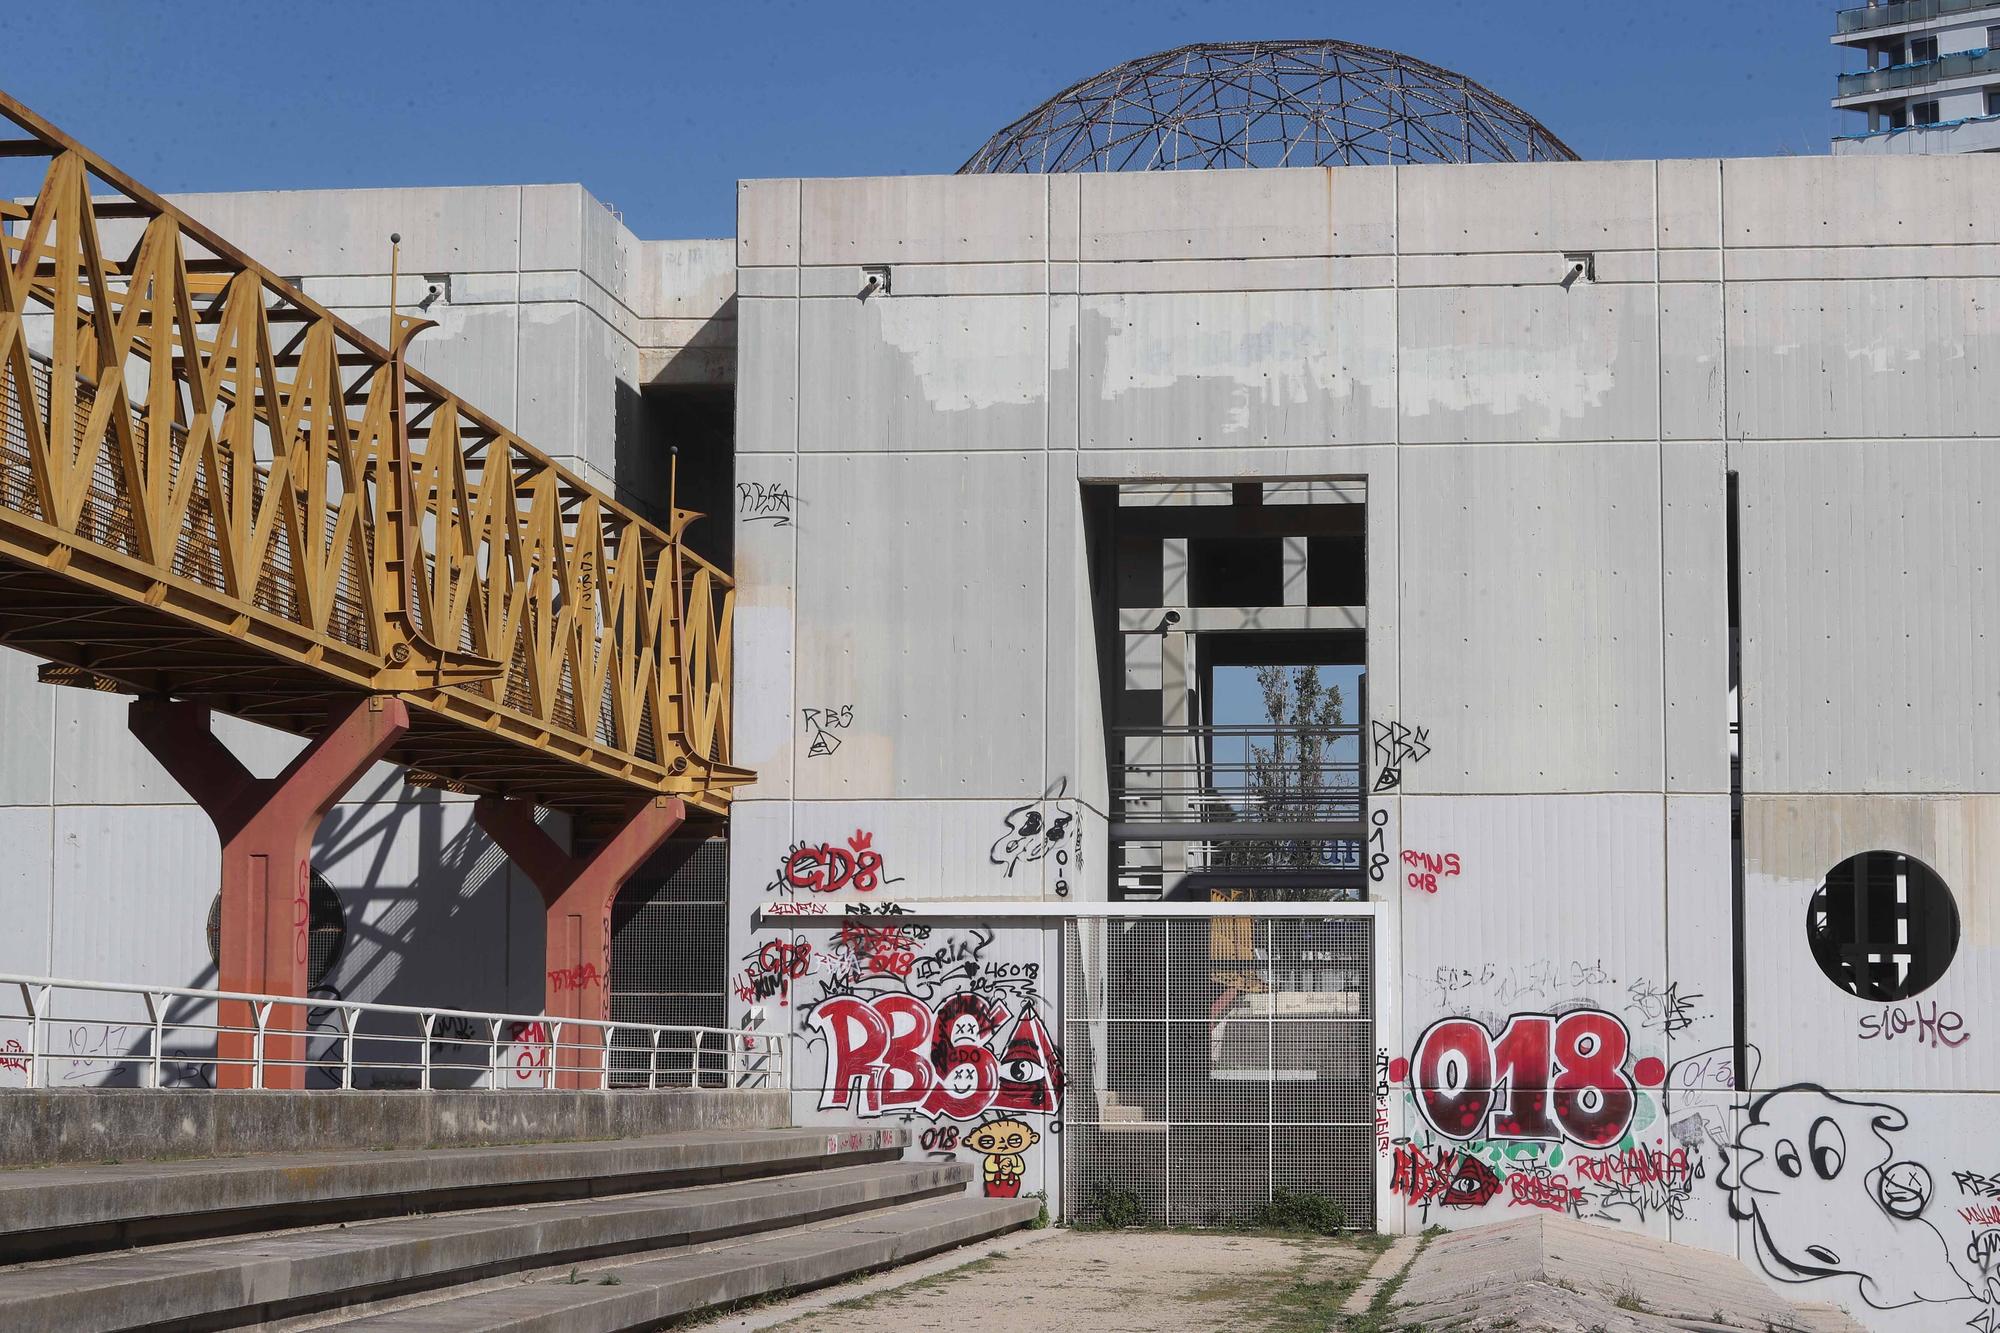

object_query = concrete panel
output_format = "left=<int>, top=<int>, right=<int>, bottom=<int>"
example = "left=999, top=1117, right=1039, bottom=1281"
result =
left=1659, top=283, right=1723, bottom=440
left=743, top=799, right=1081, bottom=903
left=736, top=297, right=798, bottom=454
left=172, top=186, right=521, bottom=278
left=0, top=807, right=52, bottom=977
left=1081, top=255, right=1396, bottom=294
left=514, top=301, right=584, bottom=461
left=1080, top=165, right=1394, bottom=261
left=1724, top=153, right=2000, bottom=249
left=737, top=179, right=799, bottom=269
left=1737, top=440, right=2000, bottom=794
left=1656, top=159, right=1721, bottom=250
left=1049, top=293, right=1078, bottom=451
left=793, top=453, right=1046, bottom=801
left=1743, top=795, right=2000, bottom=1094
left=1398, top=443, right=1664, bottom=794
left=1049, top=172, right=1081, bottom=263
left=732, top=453, right=797, bottom=801
left=0, top=647, right=53, bottom=805
left=798, top=263, right=1045, bottom=299
left=50, top=806, right=217, bottom=989
left=347, top=302, right=518, bottom=430
left=518, top=184, right=583, bottom=274
left=799, top=175, right=1047, bottom=267
left=1399, top=285, right=1659, bottom=444
left=796, top=296, right=1045, bottom=454
left=1725, top=279, right=2000, bottom=441
left=1396, top=793, right=1670, bottom=1080
left=1396, top=161, right=1656, bottom=255
left=1661, top=442, right=1729, bottom=793
left=1664, top=794, right=1734, bottom=1066
left=1077, top=289, right=1395, bottom=448
left=634, top=239, right=736, bottom=320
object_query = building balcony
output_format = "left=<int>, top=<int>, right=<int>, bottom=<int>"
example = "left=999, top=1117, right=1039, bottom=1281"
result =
left=1836, top=47, right=2000, bottom=102
left=1836, top=0, right=2000, bottom=39
left=1833, top=111, right=2000, bottom=151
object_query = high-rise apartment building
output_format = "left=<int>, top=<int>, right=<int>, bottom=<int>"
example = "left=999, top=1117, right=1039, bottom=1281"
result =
left=1833, top=0, right=2000, bottom=152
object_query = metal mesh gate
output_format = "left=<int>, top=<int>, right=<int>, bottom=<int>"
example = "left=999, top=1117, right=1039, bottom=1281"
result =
left=608, top=839, right=729, bottom=1087
left=1062, top=914, right=1375, bottom=1227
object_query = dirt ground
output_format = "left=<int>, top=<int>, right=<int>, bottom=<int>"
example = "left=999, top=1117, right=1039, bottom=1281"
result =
left=750, top=1229, right=1383, bottom=1333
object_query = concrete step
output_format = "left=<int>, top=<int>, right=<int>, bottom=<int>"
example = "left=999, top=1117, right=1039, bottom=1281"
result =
left=0, top=1125, right=910, bottom=1262
left=0, top=1159, right=969, bottom=1333
left=324, top=1193, right=1041, bottom=1331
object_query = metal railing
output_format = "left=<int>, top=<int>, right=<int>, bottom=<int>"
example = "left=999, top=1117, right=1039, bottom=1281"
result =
left=1113, top=723, right=1363, bottom=833
left=0, top=974, right=786, bottom=1092
left=1837, top=0, right=2000, bottom=36
left=1836, top=46, right=2000, bottom=99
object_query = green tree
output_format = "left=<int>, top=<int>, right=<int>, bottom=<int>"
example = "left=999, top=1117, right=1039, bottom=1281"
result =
left=1217, top=666, right=1348, bottom=896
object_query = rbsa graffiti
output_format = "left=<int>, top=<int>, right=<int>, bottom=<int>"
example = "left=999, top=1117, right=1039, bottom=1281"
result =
left=809, top=994, right=1062, bottom=1122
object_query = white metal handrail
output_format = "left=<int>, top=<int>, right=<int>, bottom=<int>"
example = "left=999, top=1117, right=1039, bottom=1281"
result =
left=0, top=973, right=787, bottom=1093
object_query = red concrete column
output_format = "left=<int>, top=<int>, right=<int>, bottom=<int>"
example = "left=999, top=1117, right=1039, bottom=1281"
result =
left=474, top=795, right=686, bottom=1088
left=130, top=696, right=410, bottom=1089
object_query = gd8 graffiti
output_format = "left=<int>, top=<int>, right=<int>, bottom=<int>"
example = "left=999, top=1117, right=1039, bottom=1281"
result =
left=1402, top=1010, right=1666, bottom=1149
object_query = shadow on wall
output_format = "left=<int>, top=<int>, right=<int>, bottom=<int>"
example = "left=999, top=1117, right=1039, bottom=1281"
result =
left=32, top=774, right=535, bottom=1090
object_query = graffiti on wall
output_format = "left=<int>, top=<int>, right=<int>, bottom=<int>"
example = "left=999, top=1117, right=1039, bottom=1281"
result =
left=737, top=480, right=794, bottom=527
left=1856, top=999, right=1969, bottom=1049
left=1722, top=1085, right=1986, bottom=1323
left=767, top=830, right=903, bottom=895
left=800, top=705, right=854, bottom=758
left=1400, top=850, right=1461, bottom=895
left=783, top=917, right=1064, bottom=1199
left=990, top=778, right=1082, bottom=897
left=1370, top=721, right=1430, bottom=792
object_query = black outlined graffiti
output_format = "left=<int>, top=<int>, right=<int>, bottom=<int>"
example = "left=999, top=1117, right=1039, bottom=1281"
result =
left=1367, top=807, right=1389, bottom=883
left=1370, top=721, right=1431, bottom=792
left=738, top=480, right=793, bottom=526
left=801, top=705, right=854, bottom=758
left=1720, top=1084, right=1979, bottom=1318
left=1628, top=978, right=1702, bottom=1036
left=990, top=778, right=1081, bottom=896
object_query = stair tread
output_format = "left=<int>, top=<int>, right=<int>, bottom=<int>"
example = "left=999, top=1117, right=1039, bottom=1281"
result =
left=327, top=1194, right=1038, bottom=1331
left=0, top=1126, right=909, bottom=1237
left=0, top=1160, right=972, bottom=1330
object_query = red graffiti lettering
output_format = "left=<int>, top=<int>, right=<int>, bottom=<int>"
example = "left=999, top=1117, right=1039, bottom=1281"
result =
left=1406, top=1009, right=1650, bottom=1148
left=1390, top=1144, right=1501, bottom=1208
left=1962, top=1205, right=2000, bottom=1226
left=1507, top=1169, right=1585, bottom=1214
left=1400, top=850, right=1462, bottom=894
left=547, top=962, right=603, bottom=993
left=809, top=995, right=1062, bottom=1121
left=778, top=830, right=901, bottom=894
left=0, top=1038, right=25, bottom=1075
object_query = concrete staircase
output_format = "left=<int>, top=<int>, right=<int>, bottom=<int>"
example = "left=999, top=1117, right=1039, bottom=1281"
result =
left=0, top=1121, right=1037, bottom=1331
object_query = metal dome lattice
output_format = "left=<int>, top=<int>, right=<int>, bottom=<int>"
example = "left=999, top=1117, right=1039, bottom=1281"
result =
left=961, top=39, right=1577, bottom=173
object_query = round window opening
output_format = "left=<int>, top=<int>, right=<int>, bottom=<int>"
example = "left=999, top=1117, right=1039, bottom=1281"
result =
left=205, top=870, right=346, bottom=990
left=1806, top=850, right=1959, bottom=1001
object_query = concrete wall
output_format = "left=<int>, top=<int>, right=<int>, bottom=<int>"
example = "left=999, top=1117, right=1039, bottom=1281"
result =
left=734, top=156, right=2000, bottom=1332
left=0, top=183, right=724, bottom=1083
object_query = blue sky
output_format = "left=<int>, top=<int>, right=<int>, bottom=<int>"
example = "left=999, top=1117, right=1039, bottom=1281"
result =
left=18, top=1, right=1841, bottom=241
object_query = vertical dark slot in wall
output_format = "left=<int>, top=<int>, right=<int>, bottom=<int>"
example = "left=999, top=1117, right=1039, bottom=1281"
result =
left=1726, top=471, right=1747, bottom=1091
left=636, top=387, right=736, bottom=571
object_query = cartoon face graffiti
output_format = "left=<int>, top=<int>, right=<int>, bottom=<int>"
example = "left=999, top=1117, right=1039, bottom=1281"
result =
left=1722, top=1085, right=1973, bottom=1311
left=965, top=1117, right=1040, bottom=1199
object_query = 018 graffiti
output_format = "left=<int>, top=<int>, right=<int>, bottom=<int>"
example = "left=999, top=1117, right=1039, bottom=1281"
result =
left=1398, top=1009, right=1666, bottom=1149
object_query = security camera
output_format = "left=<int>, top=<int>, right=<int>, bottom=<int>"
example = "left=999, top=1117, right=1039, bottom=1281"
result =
left=859, top=264, right=892, bottom=299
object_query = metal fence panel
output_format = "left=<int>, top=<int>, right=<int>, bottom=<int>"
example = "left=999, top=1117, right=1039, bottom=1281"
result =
left=1063, top=913, right=1374, bottom=1227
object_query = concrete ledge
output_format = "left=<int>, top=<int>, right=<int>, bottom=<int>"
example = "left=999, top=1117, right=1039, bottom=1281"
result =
left=0, top=1125, right=911, bottom=1260
left=0, top=1160, right=968, bottom=1333
left=336, top=1193, right=1041, bottom=1331
left=0, top=1088, right=789, bottom=1167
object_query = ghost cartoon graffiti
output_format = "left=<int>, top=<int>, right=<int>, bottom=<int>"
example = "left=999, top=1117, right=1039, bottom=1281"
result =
left=1721, top=1085, right=1975, bottom=1312
left=964, top=1116, right=1040, bottom=1199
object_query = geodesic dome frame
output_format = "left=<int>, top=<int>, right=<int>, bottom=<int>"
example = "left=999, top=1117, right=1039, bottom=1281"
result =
left=961, top=39, right=1577, bottom=173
